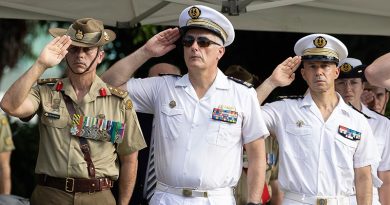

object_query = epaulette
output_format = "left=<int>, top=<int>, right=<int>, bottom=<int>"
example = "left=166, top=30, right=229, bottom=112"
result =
left=108, top=86, right=128, bottom=99
left=158, top=73, right=182, bottom=77
left=276, top=95, right=304, bottom=100
left=227, top=76, right=253, bottom=88
left=348, top=103, right=371, bottom=119
left=37, top=78, right=60, bottom=85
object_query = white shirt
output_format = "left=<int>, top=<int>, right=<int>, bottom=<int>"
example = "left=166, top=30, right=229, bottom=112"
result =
left=362, top=105, right=390, bottom=172
left=262, top=92, right=379, bottom=196
left=127, top=69, right=269, bottom=189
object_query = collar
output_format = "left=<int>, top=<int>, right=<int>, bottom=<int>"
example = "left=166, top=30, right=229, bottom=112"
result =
left=53, top=75, right=110, bottom=102
left=175, top=68, right=229, bottom=90
left=299, top=92, right=351, bottom=115
left=361, top=104, right=377, bottom=119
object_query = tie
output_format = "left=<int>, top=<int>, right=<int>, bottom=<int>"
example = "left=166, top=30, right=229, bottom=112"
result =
left=143, top=135, right=157, bottom=201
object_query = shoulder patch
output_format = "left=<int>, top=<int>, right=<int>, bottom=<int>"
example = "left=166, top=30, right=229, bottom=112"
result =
left=227, top=76, right=253, bottom=88
left=37, top=78, right=60, bottom=85
left=276, top=95, right=304, bottom=100
left=108, top=86, right=128, bottom=98
left=158, top=73, right=182, bottom=77
left=348, top=103, right=371, bottom=119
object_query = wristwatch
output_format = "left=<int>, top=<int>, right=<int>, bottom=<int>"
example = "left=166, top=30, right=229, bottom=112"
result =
left=247, top=203, right=262, bottom=205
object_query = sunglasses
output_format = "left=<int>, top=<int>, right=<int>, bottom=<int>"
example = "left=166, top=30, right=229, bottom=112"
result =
left=182, top=35, right=222, bottom=47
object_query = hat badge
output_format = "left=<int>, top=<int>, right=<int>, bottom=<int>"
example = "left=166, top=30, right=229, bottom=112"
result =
left=75, top=30, right=84, bottom=40
left=313, top=36, right=327, bottom=48
left=340, top=63, right=352, bottom=73
left=188, top=6, right=201, bottom=19
left=103, top=31, right=110, bottom=41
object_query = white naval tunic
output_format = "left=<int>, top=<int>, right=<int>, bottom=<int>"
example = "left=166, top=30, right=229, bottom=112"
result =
left=126, top=69, right=269, bottom=204
left=261, top=93, right=379, bottom=198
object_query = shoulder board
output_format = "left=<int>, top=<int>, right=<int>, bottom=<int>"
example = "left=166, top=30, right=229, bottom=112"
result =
left=368, top=108, right=390, bottom=120
left=37, top=78, right=60, bottom=85
left=276, top=95, right=304, bottom=100
left=227, top=76, right=253, bottom=88
left=158, top=73, right=182, bottom=77
left=108, top=86, right=128, bottom=99
left=348, top=103, right=371, bottom=119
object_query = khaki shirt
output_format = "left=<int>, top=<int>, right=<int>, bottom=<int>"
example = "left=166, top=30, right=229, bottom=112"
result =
left=0, top=114, right=14, bottom=153
left=235, top=135, right=279, bottom=205
left=28, top=75, right=146, bottom=179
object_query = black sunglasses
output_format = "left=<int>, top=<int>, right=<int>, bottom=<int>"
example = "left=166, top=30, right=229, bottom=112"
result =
left=182, top=35, right=222, bottom=47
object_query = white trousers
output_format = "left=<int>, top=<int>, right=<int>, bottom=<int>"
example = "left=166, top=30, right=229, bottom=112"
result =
left=150, top=191, right=236, bottom=205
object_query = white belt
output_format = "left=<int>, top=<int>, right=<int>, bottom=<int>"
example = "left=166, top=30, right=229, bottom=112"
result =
left=155, top=182, right=234, bottom=198
left=284, top=192, right=350, bottom=205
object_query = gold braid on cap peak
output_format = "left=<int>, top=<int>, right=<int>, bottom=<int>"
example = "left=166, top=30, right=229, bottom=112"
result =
left=302, top=48, right=339, bottom=59
left=187, top=18, right=227, bottom=43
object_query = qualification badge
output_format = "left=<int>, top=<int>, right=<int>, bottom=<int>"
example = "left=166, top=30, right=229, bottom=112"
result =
left=296, top=120, right=304, bottom=127
left=338, top=125, right=361, bottom=141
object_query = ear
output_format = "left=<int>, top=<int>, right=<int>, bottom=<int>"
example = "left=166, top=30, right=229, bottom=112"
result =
left=217, top=46, right=225, bottom=60
left=300, top=67, right=306, bottom=81
left=96, top=50, right=105, bottom=64
left=334, top=67, right=340, bottom=78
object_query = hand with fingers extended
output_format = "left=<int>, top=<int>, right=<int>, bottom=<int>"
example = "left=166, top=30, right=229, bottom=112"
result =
left=140, top=27, right=181, bottom=58
left=269, top=56, right=301, bottom=88
left=361, top=90, right=375, bottom=107
left=36, top=35, right=72, bottom=69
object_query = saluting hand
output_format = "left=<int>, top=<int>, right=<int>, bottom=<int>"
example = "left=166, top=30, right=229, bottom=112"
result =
left=141, top=27, right=181, bottom=58
left=36, top=35, right=72, bottom=69
left=269, top=56, right=301, bottom=87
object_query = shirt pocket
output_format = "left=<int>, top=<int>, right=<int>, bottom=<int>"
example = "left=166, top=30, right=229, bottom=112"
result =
left=160, top=105, right=185, bottom=140
left=334, top=135, right=358, bottom=169
left=40, top=102, right=69, bottom=128
left=284, top=124, right=312, bottom=159
left=206, top=121, right=241, bottom=147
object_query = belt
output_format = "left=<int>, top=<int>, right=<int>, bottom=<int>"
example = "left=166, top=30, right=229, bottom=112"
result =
left=284, top=192, right=350, bottom=205
left=155, top=182, right=234, bottom=198
left=37, top=174, right=114, bottom=193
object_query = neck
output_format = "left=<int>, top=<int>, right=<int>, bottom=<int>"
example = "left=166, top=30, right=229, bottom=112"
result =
left=188, top=66, right=218, bottom=99
left=68, top=69, right=96, bottom=101
left=350, top=101, right=362, bottom=111
left=310, top=89, right=339, bottom=121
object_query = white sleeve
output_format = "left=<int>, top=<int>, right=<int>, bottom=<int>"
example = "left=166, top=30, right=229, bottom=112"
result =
left=353, top=118, right=381, bottom=168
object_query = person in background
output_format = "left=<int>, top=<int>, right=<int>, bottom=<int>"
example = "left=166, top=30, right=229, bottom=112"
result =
left=334, top=57, right=390, bottom=205
left=257, top=34, right=379, bottom=205
left=224, top=64, right=283, bottom=205
left=102, top=4, right=269, bottom=205
left=0, top=18, right=146, bottom=205
left=361, top=82, right=389, bottom=115
left=0, top=113, right=14, bottom=194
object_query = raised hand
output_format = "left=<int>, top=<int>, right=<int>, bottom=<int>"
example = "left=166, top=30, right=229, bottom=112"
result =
left=36, top=35, right=72, bottom=69
left=361, top=90, right=375, bottom=107
left=269, top=56, right=301, bottom=87
left=141, top=27, right=181, bottom=58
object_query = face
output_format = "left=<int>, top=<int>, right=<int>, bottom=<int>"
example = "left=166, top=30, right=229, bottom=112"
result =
left=66, top=45, right=104, bottom=74
left=301, top=61, right=339, bottom=93
left=364, top=84, right=389, bottom=113
left=148, top=63, right=181, bottom=77
left=182, top=29, right=225, bottom=72
left=335, top=78, right=364, bottom=106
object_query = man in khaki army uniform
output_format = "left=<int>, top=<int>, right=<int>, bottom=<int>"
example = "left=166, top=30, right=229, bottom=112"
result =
left=0, top=113, right=14, bottom=194
left=223, top=65, right=283, bottom=205
left=0, top=18, right=146, bottom=205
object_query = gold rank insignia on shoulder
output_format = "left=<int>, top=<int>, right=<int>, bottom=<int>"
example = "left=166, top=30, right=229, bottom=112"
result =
left=5, top=137, right=13, bottom=145
left=1, top=117, right=8, bottom=125
left=75, top=30, right=84, bottom=40
left=108, top=86, right=128, bottom=98
left=313, top=36, right=327, bottom=48
left=340, top=63, right=352, bottom=73
left=37, top=78, right=60, bottom=85
left=125, top=99, right=133, bottom=110
left=188, top=6, right=201, bottom=19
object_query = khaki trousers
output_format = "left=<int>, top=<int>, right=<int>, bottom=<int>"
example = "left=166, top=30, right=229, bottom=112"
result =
left=30, top=185, right=116, bottom=205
